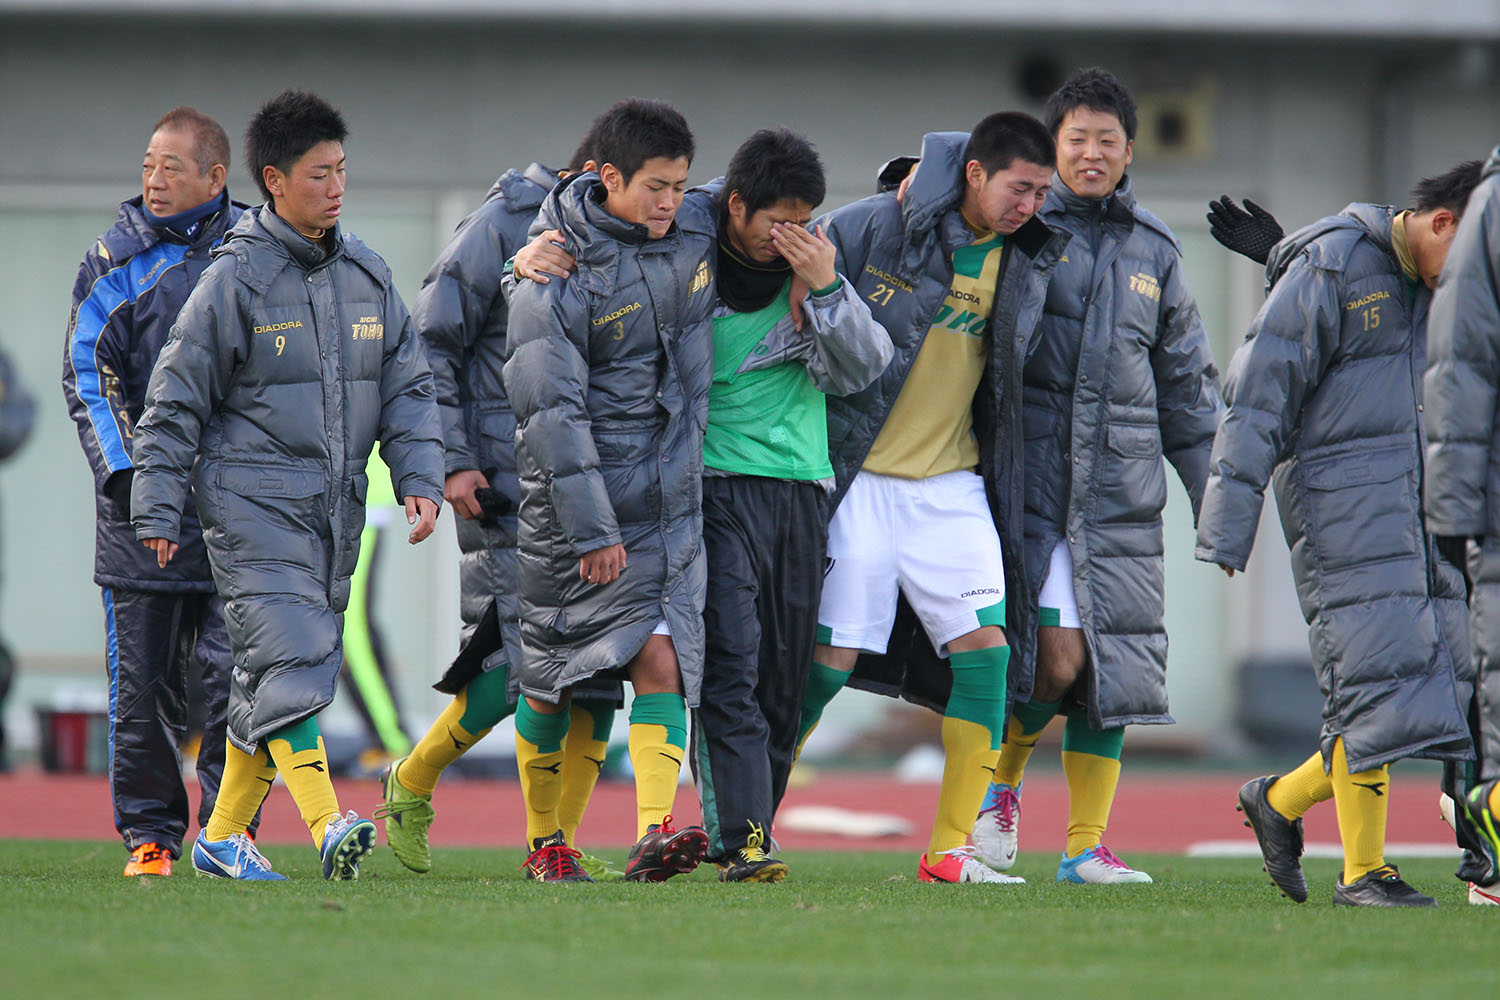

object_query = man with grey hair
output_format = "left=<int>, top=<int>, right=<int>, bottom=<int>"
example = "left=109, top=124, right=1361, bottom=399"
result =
left=63, top=106, right=247, bottom=877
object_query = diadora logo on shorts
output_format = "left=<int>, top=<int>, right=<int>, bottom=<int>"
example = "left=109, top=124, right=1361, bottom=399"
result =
left=593, top=301, right=641, bottom=327
left=1128, top=272, right=1161, bottom=301
left=960, top=587, right=1002, bottom=599
left=351, top=316, right=384, bottom=341
left=690, top=260, right=712, bottom=294
left=253, top=320, right=303, bottom=334
left=1345, top=290, right=1390, bottom=311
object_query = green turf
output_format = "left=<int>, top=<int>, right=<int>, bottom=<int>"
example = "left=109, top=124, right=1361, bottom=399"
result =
left=2, top=841, right=1493, bottom=998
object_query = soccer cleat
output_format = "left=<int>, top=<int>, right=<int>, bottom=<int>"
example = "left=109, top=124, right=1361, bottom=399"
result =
left=624, top=814, right=708, bottom=882
left=320, top=810, right=377, bottom=881
left=1056, top=845, right=1153, bottom=884
left=1236, top=774, right=1308, bottom=902
left=123, top=842, right=172, bottom=877
left=521, top=831, right=593, bottom=883
left=374, top=757, right=435, bottom=873
left=1467, top=881, right=1500, bottom=905
left=917, top=845, right=1026, bottom=884
left=716, top=823, right=788, bottom=883
left=1463, top=778, right=1500, bottom=863
left=576, top=851, right=625, bottom=881
left=191, top=831, right=287, bottom=881
left=971, top=781, right=1021, bottom=870
left=1332, top=865, right=1436, bottom=907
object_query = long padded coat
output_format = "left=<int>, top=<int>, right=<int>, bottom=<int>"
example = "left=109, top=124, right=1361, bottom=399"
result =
left=1022, top=174, right=1223, bottom=728
left=131, top=207, right=444, bottom=752
left=1199, top=204, right=1471, bottom=771
left=502, top=174, right=716, bottom=704
left=1425, top=146, right=1500, bottom=778
left=414, top=164, right=559, bottom=687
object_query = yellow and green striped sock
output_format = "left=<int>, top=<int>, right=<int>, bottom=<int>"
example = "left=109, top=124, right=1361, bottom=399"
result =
left=204, top=740, right=277, bottom=842
left=1060, top=710, right=1124, bottom=858
left=628, top=693, right=687, bottom=839
left=515, top=698, right=571, bottom=846
left=560, top=699, right=615, bottom=845
left=266, top=717, right=340, bottom=848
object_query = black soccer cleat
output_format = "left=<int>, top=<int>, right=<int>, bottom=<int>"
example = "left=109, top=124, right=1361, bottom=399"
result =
left=1332, top=865, right=1436, bottom=907
left=520, top=830, right=594, bottom=883
left=1237, top=775, right=1308, bottom=903
left=624, top=814, right=708, bottom=882
left=715, top=824, right=788, bottom=883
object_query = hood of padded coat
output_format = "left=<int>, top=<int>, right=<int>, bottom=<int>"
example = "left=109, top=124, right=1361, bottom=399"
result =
left=212, top=204, right=392, bottom=292
left=1265, top=202, right=1395, bottom=291
left=482, top=162, right=560, bottom=213
left=528, top=171, right=716, bottom=288
left=1485, top=144, right=1500, bottom=180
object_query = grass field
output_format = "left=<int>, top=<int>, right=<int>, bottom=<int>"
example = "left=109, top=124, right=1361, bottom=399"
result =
left=2, top=841, right=1493, bottom=999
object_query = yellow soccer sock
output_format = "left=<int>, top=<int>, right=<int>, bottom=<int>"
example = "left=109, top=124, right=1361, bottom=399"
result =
left=1329, top=737, right=1390, bottom=883
left=266, top=719, right=340, bottom=849
left=1061, top=750, right=1123, bottom=858
left=628, top=693, right=687, bottom=839
left=929, top=717, right=1001, bottom=858
left=994, top=698, right=1061, bottom=788
left=515, top=699, right=570, bottom=845
left=204, top=740, right=277, bottom=842
left=927, top=646, right=1008, bottom=859
left=401, top=695, right=488, bottom=797
left=559, top=700, right=614, bottom=845
left=1265, top=750, right=1334, bottom=821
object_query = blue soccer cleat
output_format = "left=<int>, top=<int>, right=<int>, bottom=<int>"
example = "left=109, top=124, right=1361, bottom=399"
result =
left=321, top=810, right=377, bottom=880
left=191, top=831, right=287, bottom=881
left=1056, top=845, right=1153, bottom=884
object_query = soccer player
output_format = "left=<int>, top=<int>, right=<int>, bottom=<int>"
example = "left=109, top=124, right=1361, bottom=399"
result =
left=514, top=128, right=893, bottom=882
left=896, top=69, right=1222, bottom=885
left=796, top=111, right=1067, bottom=884
left=378, top=129, right=625, bottom=880
left=1199, top=162, right=1481, bottom=906
left=502, top=98, right=716, bottom=882
left=62, top=107, right=251, bottom=877
left=132, top=90, right=445, bottom=881
left=1424, top=142, right=1500, bottom=892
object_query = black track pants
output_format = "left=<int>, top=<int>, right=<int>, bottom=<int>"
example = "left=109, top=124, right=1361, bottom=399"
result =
left=104, top=588, right=245, bottom=857
left=691, top=476, right=827, bottom=859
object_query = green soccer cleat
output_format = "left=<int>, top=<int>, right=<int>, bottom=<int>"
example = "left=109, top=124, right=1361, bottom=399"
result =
left=576, top=851, right=625, bottom=881
left=1465, top=778, right=1500, bottom=864
left=374, top=757, right=435, bottom=873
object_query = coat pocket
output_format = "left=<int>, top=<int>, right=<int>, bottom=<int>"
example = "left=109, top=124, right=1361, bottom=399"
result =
left=1300, top=445, right=1420, bottom=573
left=216, top=462, right=329, bottom=566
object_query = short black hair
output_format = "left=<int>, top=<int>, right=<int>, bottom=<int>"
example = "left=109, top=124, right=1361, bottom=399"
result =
left=963, top=112, right=1055, bottom=177
left=1411, top=160, right=1484, bottom=217
left=720, top=129, right=827, bottom=216
left=1044, top=67, right=1138, bottom=142
left=565, top=131, right=597, bottom=174
left=153, top=106, right=231, bottom=174
left=245, top=90, right=348, bottom=203
left=587, top=98, right=694, bottom=184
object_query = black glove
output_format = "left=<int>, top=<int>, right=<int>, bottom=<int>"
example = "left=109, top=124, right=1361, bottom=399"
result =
left=103, top=468, right=134, bottom=514
left=1206, top=196, right=1284, bottom=266
left=1435, top=534, right=1478, bottom=600
left=472, top=486, right=513, bottom=524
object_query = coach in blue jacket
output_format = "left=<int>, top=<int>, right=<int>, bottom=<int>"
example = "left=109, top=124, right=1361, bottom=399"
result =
left=62, top=107, right=250, bottom=876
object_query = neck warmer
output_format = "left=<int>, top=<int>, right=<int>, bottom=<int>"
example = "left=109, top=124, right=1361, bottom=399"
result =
left=144, top=189, right=228, bottom=239
left=716, top=229, right=791, bottom=313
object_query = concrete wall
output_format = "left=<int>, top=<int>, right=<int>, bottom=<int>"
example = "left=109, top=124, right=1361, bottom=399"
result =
left=1, top=12, right=1496, bottom=756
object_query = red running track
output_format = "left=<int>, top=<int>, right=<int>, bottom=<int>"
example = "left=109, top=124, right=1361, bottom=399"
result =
left=0, top=766, right=1458, bottom=856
